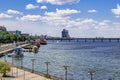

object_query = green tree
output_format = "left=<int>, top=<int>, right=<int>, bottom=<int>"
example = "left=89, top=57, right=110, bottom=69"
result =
left=3, top=34, right=10, bottom=43
left=0, top=60, right=10, bottom=77
left=0, top=31, right=32, bottom=43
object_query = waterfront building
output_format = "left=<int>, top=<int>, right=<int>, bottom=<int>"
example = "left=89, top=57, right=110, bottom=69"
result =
left=9, top=30, right=21, bottom=34
left=0, top=26, right=7, bottom=31
left=21, top=33, right=29, bottom=37
left=62, top=29, right=70, bottom=38
left=15, top=30, right=21, bottom=34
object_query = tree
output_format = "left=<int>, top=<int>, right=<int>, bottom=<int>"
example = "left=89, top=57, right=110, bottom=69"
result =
left=0, top=31, right=32, bottom=43
left=0, top=60, right=10, bottom=77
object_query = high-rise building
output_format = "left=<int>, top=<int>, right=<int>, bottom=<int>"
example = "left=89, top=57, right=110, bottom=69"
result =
left=0, top=26, right=7, bottom=31
left=9, top=30, right=21, bottom=34
left=15, top=30, right=21, bottom=34
left=62, top=29, right=70, bottom=38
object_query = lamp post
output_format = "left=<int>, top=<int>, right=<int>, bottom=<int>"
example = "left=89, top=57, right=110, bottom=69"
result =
left=23, top=65, right=25, bottom=80
left=4, top=53, right=7, bottom=62
left=16, top=64, right=18, bottom=77
left=20, top=57, right=23, bottom=68
left=44, top=61, right=50, bottom=76
left=22, top=58, right=25, bottom=80
left=31, top=59, right=35, bottom=73
left=63, top=65, right=69, bottom=80
left=88, top=70, right=95, bottom=80
left=11, top=54, right=14, bottom=76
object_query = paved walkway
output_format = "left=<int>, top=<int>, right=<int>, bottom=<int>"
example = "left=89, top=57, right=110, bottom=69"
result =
left=0, top=43, right=29, bottom=54
left=0, top=43, right=55, bottom=80
left=1, top=67, right=52, bottom=80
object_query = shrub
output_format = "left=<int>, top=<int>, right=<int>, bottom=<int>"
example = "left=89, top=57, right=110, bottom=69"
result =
left=0, top=60, right=10, bottom=77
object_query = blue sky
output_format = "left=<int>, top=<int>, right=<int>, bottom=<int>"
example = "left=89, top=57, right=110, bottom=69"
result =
left=0, top=0, right=120, bottom=38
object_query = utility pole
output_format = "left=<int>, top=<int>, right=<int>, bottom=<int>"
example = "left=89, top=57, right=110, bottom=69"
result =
left=20, top=57, right=23, bottom=68
left=11, top=55, right=14, bottom=76
left=4, top=53, right=7, bottom=62
left=63, top=65, right=69, bottom=80
left=44, top=61, right=50, bottom=76
left=31, top=59, right=35, bottom=73
left=88, top=70, right=95, bottom=80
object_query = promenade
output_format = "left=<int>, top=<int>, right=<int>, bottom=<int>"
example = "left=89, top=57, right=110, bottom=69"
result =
left=0, top=43, right=53, bottom=80
left=0, top=44, right=14, bottom=54
left=1, top=67, right=52, bottom=80
left=0, top=43, right=29, bottom=55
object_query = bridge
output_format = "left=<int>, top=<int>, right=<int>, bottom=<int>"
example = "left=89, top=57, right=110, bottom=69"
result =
left=46, top=37, right=120, bottom=42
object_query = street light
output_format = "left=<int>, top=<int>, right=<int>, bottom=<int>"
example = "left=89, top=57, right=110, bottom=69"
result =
left=11, top=54, right=14, bottom=76
left=63, top=65, right=70, bottom=80
left=20, top=57, right=23, bottom=68
left=4, top=53, right=7, bottom=62
left=16, top=64, right=18, bottom=77
left=44, top=61, right=50, bottom=76
left=22, top=58, right=25, bottom=80
left=88, top=70, right=95, bottom=80
left=23, top=69, right=25, bottom=80
left=31, top=59, right=35, bottom=73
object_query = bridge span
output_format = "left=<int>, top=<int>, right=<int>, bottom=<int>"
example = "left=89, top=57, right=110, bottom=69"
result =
left=46, top=38, right=120, bottom=42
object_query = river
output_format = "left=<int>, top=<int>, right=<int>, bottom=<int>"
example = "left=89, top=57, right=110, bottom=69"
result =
left=1, top=40, right=120, bottom=80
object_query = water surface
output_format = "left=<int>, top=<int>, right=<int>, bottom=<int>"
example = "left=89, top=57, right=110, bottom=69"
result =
left=1, top=40, right=120, bottom=80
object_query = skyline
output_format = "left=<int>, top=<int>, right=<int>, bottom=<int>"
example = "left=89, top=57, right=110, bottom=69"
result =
left=0, top=0, right=120, bottom=38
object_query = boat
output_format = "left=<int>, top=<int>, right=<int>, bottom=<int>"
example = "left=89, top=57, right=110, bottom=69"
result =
left=32, top=46, right=38, bottom=53
left=34, top=42, right=40, bottom=47
left=11, top=44, right=24, bottom=58
left=39, top=38, right=47, bottom=45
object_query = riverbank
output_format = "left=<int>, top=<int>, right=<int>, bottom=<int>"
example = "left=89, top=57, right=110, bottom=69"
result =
left=0, top=43, right=60, bottom=80
left=1, top=67, right=52, bottom=80
left=0, top=42, right=29, bottom=55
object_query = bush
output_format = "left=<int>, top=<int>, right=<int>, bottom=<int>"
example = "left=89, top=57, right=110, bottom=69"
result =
left=0, top=60, right=11, bottom=77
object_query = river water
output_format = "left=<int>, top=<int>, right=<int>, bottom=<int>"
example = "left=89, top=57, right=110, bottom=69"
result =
left=1, top=40, right=120, bottom=80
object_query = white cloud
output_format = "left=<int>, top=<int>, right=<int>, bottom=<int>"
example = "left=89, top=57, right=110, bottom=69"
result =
left=0, top=13, right=13, bottom=18
left=115, top=16, right=120, bottom=18
left=20, top=15, right=41, bottom=21
left=88, top=9, right=97, bottom=13
left=18, top=8, right=111, bottom=35
left=26, top=4, right=39, bottom=9
left=42, top=9, right=108, bottom=30
left=40, top=6, right=47, bottom=9
left=36, top=0, right=80, bottom=5
left=1, top=15, right=120, bottom=38
left=45, top=9, right=79, bottom=17
left=113, top=22, right=120, bottom=27
left=80, top=19, right=97, bottom=24
left=16, top=17, right=20, bottom=20
left=111, top=4, right=120, bottom=18
left=42, top=9, right=80, bottom=27
left=43, top=11, right=111, bottom=31
left=19, top=9, right=79, bottom=22
left=14, top=7, right=120, bottom=38
left=98, top=20, right=109, bottom=26
left=7, top=9, right=23, bottom=15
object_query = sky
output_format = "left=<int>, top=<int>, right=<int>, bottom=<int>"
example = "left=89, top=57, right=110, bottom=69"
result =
left=0, top=0, right=120, bottom=38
